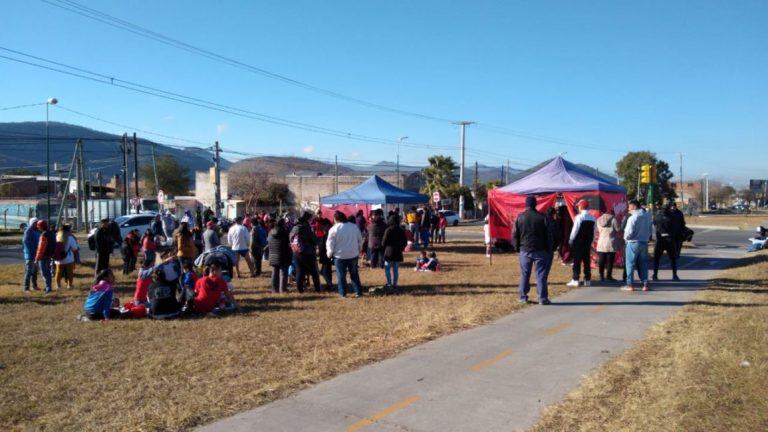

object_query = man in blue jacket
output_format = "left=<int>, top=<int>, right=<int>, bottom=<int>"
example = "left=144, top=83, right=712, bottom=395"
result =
left=622, top=200, right=653, bottom=292
left=22, top=217, right=41, bottom=291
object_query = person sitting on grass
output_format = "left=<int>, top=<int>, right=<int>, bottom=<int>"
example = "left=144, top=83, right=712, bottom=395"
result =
left=191, top=264, right=237, bottom=316
left=180, top=261, right=198, bottom=306
left=148, top=254, right=182, bottom=319
left=134, top=259, right=154, bottom=308
left=83, top=269, right=120, bottom=321
left=415, top=251, right=440, bottom=272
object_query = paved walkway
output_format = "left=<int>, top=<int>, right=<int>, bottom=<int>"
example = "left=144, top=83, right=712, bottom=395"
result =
left=201, top=230, right=743, bottom=432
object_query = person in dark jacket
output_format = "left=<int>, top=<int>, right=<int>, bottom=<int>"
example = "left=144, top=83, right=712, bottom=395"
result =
left=317, top=218, right=334, bottom=291
left=289, top=211, right=321, bottom=293
left=367, top=209, right=387, bottom=269
left=514, top=196, right=553, bottom=304
left=381, top=215, right=407, bottom=288
left=267, top=219, right=292, bottom=293
left=94, top=218, right=113, bottom=274
left=250, top=218, right=267, bottom=276
left=668, top=202, right=687, bottom=255
left=653, top=205, right=681, bottom=281
left=35, top=220, right=56, bottom=293
left=567, top=200, right=596, bottom=287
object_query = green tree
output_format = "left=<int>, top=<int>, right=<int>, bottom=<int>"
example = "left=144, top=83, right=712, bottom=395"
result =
left=615, top=151, right=676, bottom=205
left=139, top=155, right=191, bottom=196
left=444, top=184, right=474, bottom=210
left=421, top=155, right=458, bottom=196
left=3, top=168, right=41, bottom=175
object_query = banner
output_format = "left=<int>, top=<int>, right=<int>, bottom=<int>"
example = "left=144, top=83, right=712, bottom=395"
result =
left=562, top=191, right=628, bottom=268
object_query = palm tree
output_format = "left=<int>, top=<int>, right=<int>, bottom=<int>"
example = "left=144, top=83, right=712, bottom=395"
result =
left=421, top=155, right=458, bottom=196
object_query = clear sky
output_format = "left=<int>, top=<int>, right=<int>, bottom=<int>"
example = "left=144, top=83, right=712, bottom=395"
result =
left=1, top=0, right=766, bottom=185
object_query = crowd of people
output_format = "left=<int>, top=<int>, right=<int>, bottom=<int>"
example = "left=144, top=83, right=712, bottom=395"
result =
left=21, top=203, right=452, bottom=321
left=513, top=197, right=689, bottom=304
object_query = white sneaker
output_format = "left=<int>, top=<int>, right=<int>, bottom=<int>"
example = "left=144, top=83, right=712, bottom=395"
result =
left=584, top=281, right=591, bottom=287
left=566, top=279, right=580, bottom=287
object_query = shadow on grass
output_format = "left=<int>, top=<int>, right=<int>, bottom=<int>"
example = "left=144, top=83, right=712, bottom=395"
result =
left=236, top=298, right=309, bottom=314
left=0, top=295, right=72, bottom=306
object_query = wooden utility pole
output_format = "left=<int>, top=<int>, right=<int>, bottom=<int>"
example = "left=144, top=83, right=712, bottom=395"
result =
left=78, top=139, right=87, bottom=230
left=213, top=141, right=222, bottom=218
left=334, top=155, right=339, bottom=194
left=133, top=133, right=139, bottom=207
left=56, top=140, right=80, bottom=225
left=151, top=141, right=159, bottom=195
left=121, top=133, right=129, bottom=215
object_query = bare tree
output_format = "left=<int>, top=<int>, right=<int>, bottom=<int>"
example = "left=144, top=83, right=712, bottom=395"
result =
left=228, top=169, right=271, bottom=212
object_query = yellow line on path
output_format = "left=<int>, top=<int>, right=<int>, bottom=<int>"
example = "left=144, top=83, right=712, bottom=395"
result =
left=544, top=322, right=572, bottom=335
left=470, top=349, right=514, bottom=372
left=347, top=395, right=420, bottom=432
left=589, top=305, right=605, bottom=313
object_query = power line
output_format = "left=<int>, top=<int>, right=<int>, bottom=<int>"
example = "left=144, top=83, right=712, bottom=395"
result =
left=1, top=102, right=46, bottom=111
left=0, top=47, right=456, bottom=152
left=42, top=0, right=457, bottom=124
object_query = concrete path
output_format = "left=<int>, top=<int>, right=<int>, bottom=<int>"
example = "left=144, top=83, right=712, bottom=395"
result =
left=200, top=229, right=745, bottom=432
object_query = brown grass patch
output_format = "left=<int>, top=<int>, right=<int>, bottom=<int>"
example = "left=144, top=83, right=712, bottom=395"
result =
left=689, top=213, right=768, bottom=230
left=0, top=240, right=572, bottom=431
left=531, top=251, right=768, bottom=432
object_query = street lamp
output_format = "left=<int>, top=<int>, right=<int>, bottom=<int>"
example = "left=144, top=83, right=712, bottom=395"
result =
left=397, top=136, right=408, bottom=188
left=45, top=97, right=58, bottom=222
left=702, top=173, right=709, bottom=212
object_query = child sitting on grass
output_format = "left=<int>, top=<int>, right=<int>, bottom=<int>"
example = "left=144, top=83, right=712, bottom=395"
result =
left=180, top=261, right=198, bottom=306
left=191, top=264, right=237, bottom=316
left=415, top=251, right=440, bottom=272
left=134, top=259, right=154, bottom=307
left=83, top=269, right=120, bottom=321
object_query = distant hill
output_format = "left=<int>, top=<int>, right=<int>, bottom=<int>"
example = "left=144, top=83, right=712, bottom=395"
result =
left=0, top=122, right=230, bottom=179
left=229, top=156, right=357, bottom=177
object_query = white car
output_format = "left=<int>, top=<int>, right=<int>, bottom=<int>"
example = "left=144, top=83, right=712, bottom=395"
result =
left=439, top=210, right=460, bottom=226
left=113, top=213, right=158, bottom=239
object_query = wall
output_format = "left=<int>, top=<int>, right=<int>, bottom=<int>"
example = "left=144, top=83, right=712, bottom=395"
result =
left=194, top=168, right=229, bottom=209
left=285, top=174, right=407, bottom=208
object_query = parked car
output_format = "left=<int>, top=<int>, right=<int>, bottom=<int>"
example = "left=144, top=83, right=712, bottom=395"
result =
left=439, top=210, right=461, bottom=226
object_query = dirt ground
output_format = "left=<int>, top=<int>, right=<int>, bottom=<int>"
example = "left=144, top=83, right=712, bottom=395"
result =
left=0, top=239, right=574, bottom=431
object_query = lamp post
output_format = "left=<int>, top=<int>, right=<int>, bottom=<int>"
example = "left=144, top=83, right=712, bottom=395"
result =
left=702, top=173, right=709, bottom=212
left=397, top=136, right=408, bottom=188
left=45, top=97, right=58, bottom=221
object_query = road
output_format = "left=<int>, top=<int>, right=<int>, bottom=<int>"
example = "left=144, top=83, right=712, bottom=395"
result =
left=199, top=228, right=746, bottom=432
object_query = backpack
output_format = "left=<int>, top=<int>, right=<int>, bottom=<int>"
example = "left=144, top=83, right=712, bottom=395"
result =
left=53, top=240, right=68, bottom=261
left=88, top=234, right=96, bottom=251
left=44, top=232, right=56, bottom=258
left=290, top=232, right=304, bottom=254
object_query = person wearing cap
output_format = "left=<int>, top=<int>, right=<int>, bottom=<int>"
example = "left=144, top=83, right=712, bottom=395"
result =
left=22, top=217, right=41, bottom=291
left=514, top=195, right=554, bottom=304
left=203, top=220, right=221, bottom=252
left=34, top=220, right=56, bottom=293
left=622, top=199, right=653, bottom=291
left=567, top=200, right=597, bottom=287
left=94, top=218, right=114, bottom=274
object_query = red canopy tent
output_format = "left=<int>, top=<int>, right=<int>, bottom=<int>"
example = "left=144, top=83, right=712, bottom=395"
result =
left=488, top=156, right=628, bottom=264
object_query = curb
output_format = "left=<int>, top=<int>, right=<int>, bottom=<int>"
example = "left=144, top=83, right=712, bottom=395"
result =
left=687, top=225, right=742, bottom=231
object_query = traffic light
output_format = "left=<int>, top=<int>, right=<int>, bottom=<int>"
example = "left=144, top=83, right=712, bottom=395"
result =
left=650, top=165, right=658, bottom=183
left=640, top=164, right=652, bottom=184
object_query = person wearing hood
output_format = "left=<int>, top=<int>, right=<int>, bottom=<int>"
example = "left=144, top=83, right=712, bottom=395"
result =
left=381, top=214, right=407, bottom=288
left=34, top=220, right=56, bottom=293
left=161, top=211, right=176, bottom=240
left=514, top=196, right=553, bottom=304
left=567, top=200, right=597, bottom=288
left=22, top=217, right=41, bottom=291
left=94, top=218, right=114, bottom=274
left=596, top=210, right=621, bottom=282
left=290, top=211, right=321, bottom=292
left=367, top=209, right=387, bottom=269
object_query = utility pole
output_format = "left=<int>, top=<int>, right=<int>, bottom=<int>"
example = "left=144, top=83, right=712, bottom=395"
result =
left=506, top=159, right=510, bottom=184
left=97, top=171, right=103, bottom=199
left=213, top=141, right=222, bottom=218
left=121, top=133, right=129, bottom=215
left=454, top=121, right=473, bottom=219
left=56, top=140, right=79, bottom=225
left=334, top=155, right=339, bottom=194
left=150, top=141, right=159, bottom=195
left=636, top=166, right=642, bottom=201
left=133, top=133, right=139, bottom=208
left=79, top=140, right=87, bottom=230
left=679, top=153, right=684, bottom=208
left=397, top=136, right=408, bottom=188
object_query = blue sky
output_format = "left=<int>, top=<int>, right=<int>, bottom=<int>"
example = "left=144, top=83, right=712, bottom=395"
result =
left=1, top=0, right=766, bottom=185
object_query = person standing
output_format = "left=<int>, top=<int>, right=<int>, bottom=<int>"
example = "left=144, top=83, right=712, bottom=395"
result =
left=367, top=209, right=387, bottom=269
left=161, top=211, right=176, bottom=240
left=668, top=201, right=687, bottom=256
left=53, top=224, right=79, bottom=290
left=203, top=221, right=220, bottom=252
left=326, top=211, right=364, bottom=298
left=596, top=210, right=621, bottom=282
left=267, top=219, right=291, bottom=293
left=381, top=214, right=407, bottom=289
left=290, top=212, right=321, bottom=293
left=174, top=221, right=198, bottom=266
left=437, top=212, right=448, bottom=243
left=34, top=220, right=56, bottom=293
left=94, top=218, right=113, bottom=274
left=514, top=196, right=554, bottom=304
left=406, top=207, right=419, bottom=245
left=653, top=204, right=681, bottom=281
left=622, top=200, right=653, bottom=292
left=566, top=200, right=596, bottom=287
left=227, top=217, right=255, bottom=278
left=192, top=222, right=204, bottom=256
left=22, top=217, right=41, bottom=291
left=317, top=218, right=334, bottom=291
left=250, top=218, right=267, bottom=277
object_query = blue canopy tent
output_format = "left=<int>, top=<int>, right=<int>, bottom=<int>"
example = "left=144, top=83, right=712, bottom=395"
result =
left=320, top=175, right=428, bottom=205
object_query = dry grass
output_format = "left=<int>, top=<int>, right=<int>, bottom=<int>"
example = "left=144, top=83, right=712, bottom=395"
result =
left=0, top=239, right=572, bottom=431
left=689, top=213, right=768, bottom=230
left=531, top=251, right=768, bottom=432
